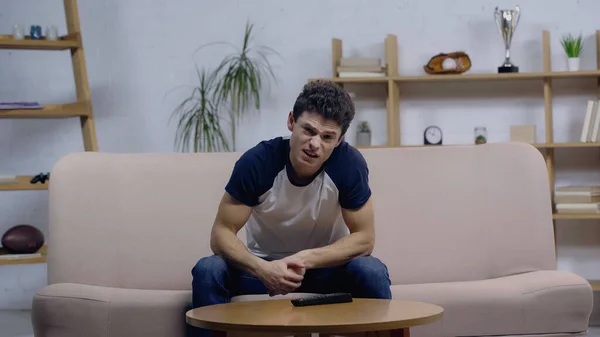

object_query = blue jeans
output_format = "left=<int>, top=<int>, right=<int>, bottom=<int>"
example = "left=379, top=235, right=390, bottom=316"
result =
left=188, top=254, right=392, bottom=337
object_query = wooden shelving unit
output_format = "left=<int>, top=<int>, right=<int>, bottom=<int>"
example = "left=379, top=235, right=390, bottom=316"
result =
left=310, top=30, right=600, bottom=288
left=0, top=0, right=97, bottom=265
left=309, top=30, right=600, bottom=216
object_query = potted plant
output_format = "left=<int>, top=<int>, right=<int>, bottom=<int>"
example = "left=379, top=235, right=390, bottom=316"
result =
left=169, top=21, right=279, bottom=152
left=170, top=68, right=230, bottom=152
left=356, top=121, right=371, bottom=147
left=474, top=126, right=487, bottom=145
left=560, top=33, right=584, bottom=71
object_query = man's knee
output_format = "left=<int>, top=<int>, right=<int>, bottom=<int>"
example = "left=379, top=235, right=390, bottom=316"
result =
left=346, top=255, right=390, bottom=279
left=192, top=255, right=228, bottom=284
left=345, top=255, right=392, bottom=299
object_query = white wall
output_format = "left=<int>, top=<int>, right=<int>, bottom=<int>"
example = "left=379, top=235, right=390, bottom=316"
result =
left=1, top=0, right=600, bottom=312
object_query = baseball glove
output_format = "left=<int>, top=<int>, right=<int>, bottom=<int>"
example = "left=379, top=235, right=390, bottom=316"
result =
left=423, top=51, right=472, bottom=75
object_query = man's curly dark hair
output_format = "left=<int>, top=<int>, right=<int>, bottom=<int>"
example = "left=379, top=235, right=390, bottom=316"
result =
left=292, top=80, right=355, bottom=137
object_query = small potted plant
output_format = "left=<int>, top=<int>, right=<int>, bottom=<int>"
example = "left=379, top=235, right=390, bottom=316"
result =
left=560, top=33, right=584, bottom=71
left=474, top=126, right=487, bottom=145
left=356, top=121, right=371, bottom=147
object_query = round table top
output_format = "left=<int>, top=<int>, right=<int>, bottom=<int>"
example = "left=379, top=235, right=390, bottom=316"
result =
left=186, top=298, right=444, bottom=334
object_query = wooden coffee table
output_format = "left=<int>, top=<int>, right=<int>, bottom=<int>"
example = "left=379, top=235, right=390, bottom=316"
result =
left=186, top=298, right=443, bottom=337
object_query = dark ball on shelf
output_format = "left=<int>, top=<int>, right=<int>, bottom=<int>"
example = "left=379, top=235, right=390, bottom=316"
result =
left=1, top=224, right=45, bottom=254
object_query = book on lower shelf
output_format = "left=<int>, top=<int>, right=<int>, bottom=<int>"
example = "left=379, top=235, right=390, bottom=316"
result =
left=555, top=186, right=600, bottom=214
left=338, top=57, right=386, bottom=78
left=0, top=175, right=18, bottom=184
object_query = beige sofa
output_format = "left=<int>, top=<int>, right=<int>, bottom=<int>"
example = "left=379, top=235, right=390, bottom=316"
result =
left=31, top=142, right=593, bottom=337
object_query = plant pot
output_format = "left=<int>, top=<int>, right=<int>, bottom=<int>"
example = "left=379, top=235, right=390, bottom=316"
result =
left=567, top=57, right=580, bottom=71
left=356, top=131, right=371, bottom=147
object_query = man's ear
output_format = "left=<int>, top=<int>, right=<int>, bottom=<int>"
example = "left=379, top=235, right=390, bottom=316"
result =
left=287, top=111, right=294, bottom=132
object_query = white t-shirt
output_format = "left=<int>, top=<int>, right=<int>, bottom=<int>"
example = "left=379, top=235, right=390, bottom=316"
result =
left=224, top=136, right=372, bottom=259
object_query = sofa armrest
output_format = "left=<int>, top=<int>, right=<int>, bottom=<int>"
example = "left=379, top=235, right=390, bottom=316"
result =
left=32, top=283, right=192, bottom=337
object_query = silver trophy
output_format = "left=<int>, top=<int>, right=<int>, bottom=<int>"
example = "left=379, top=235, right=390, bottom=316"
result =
left=494, top=5, right=521, bottom=73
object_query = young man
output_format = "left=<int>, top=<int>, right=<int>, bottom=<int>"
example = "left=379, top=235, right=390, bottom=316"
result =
left=190, top=80, right=391, bottom=335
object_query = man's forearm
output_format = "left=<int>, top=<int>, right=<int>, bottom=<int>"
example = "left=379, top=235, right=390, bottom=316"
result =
left=210, top=225, right=266, bottom=275
left=294, top=232, right=374, bottom=269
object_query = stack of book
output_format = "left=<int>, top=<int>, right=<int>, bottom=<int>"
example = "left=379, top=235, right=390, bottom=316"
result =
left=580, top=100, right=600, bottom=142
left=337, top=58, right=386, bottom=78
left=555, top=186, right=600, bottom=214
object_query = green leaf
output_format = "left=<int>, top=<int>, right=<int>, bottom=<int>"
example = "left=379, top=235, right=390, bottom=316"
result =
left=560, top=33, right=584, bottom=58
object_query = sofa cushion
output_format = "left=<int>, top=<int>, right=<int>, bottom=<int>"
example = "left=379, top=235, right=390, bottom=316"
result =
left=363, top=144, right=557, bottom=285
left=390, top=270, right=592, bottom=337
left=32, top=283, right=192, bottom=337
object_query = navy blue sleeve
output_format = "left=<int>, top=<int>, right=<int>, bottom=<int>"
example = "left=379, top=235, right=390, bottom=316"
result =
left=224, top=138, right=283, bottom=207
left=326, top=143, right=372, bottom=209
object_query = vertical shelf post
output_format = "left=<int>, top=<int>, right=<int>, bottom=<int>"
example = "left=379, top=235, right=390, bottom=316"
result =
left=64, top=0, right=98, bottom=152
left=596, top=31, right=600, bottom=98
left=385, top=34, right=399, bottom=146
left=542, top=30, right=557, bottom=251
left=542, top=31, right=555, bottom=196
left=331, top=38, right=342, bottom=79
left=385, top=34, right=399, bottom=77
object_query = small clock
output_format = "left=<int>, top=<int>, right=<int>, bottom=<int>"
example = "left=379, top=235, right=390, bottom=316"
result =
left=424, top=126, right=443, bottom=145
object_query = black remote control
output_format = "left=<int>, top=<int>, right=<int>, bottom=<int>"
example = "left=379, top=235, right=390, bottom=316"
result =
left=291, top=293, right=353, bottom=307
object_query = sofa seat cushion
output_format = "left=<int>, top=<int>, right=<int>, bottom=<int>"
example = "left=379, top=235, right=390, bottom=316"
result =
left=390, top=270, right=592, bottom=337
left=32, top=283, right=192, bottom=337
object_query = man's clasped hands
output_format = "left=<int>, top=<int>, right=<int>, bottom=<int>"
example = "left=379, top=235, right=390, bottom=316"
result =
left=255, top=255, right=307, bottom=297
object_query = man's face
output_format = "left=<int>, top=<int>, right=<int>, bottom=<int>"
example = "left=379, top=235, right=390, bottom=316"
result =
left=287, top=111, right=343, bottom=177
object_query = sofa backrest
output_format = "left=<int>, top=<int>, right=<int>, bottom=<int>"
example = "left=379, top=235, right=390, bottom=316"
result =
left=46, top=142, right=556, bottom=290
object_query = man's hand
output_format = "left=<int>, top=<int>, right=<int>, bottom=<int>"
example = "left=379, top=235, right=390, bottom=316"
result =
left=283, top=255, right=306, bottom=277
left=255, top=257, right=306, bottom=296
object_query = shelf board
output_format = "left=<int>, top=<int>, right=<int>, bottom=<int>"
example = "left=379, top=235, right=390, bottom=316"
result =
left=534, top=142, right=600, bottom=148
left=0, top=175, right=49, bottom=191
left=0, top=245, right=47, bottom=265
left=308, top=76, right=389, bottom=84
left=310, top=70, right=600, bottom=84
left=355, top=142, right=600, bottom=149
left=0, top=33, right=80, bottom=50
left=393, top=70, right=600, bottom=82
left=553, top=214, right=600, bottom=220
left=0, top=101, right=90, bottom=118
left=588, top=280, right=600, bottom=291
left=0, top=255, right=46, bottom=265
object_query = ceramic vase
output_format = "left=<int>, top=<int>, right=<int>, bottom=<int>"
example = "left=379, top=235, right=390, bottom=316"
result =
left=567, top=57, right=580, bottom=71
left=356, top=131, right=371, bottom=147
left=12, top=25, right=24, bottom=40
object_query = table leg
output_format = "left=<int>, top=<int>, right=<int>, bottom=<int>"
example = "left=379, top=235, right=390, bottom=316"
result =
left=321, top=332, right=402, bottom=337
left=389, top=328, right=409, bottom=337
